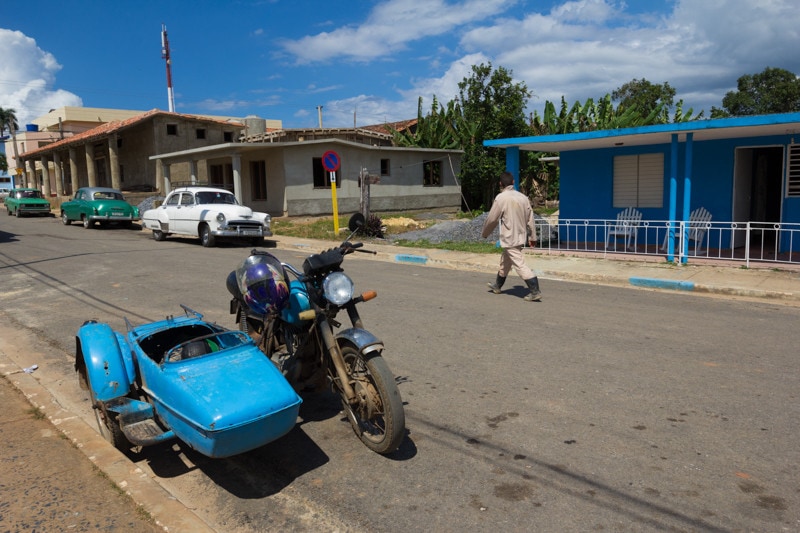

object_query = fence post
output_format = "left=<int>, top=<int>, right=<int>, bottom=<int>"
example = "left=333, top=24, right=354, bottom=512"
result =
left=745, top=222, right=751, bottom=268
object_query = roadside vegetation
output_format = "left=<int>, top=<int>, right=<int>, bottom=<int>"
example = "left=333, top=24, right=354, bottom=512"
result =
left=272, top=211, right=505, bottom=254
left=387, top=64, right=800, bottom=212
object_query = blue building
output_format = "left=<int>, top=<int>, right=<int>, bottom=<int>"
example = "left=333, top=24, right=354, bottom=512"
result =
left=485, top=112, right=800, bottom=260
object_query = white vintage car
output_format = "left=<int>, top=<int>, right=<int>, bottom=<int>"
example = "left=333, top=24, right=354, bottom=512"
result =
left=141, top=186, right=272, bottom=247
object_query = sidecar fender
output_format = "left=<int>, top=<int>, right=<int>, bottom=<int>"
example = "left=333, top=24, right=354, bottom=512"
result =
left=76, top=321, right=134, bottom=402
left=337, top=328, right=383, bottom=356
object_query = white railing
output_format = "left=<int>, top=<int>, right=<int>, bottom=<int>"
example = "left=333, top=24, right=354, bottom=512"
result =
left=532, top=218, right=800, bottom=266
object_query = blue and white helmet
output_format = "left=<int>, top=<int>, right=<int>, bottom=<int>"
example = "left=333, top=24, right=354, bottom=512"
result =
left=236, top=252, right=289, bottom=316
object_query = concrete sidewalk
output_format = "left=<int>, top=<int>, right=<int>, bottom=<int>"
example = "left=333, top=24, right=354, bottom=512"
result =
left=0, top=341, right=214, bottom=533
left=275, top=236, right=800, bottom=305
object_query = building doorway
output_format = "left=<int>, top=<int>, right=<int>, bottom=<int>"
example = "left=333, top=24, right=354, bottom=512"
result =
left=732, top=146, right=784, bottom=248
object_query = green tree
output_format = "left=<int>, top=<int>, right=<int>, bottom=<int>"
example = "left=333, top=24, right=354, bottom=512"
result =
left=612, top=78, right=676, bottom=123
left=0, top=107, right=22, bottom=182
left=456, top=62, right=532, bottom=210
left=527, top=92, right=699, bottom=204
left=711, top=67, right=800, bottom=117
left=388, top=96, right=462, bottom=149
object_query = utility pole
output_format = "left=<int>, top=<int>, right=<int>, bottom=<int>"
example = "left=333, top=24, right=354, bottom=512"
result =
left=161, top=24, right=176, bottom=113
left=316, top=106, right=323, bottom=128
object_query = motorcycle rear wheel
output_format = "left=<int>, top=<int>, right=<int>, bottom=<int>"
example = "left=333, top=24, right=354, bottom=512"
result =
left=338, top=343, right=405, bottom=454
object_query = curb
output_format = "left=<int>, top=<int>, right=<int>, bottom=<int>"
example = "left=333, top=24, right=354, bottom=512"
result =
left=394, top=253, right=428, bottom=265
left=629, top=277, right=696, bottom=291
left=275, top=238, right=799, bottom=303
left=0, top=353, right=214, bottom=533
left=628, top=276, right=796, bottom=301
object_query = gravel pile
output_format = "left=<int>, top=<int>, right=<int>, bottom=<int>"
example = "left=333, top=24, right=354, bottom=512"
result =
left=137, top=196, right=165, bottom=214
left=388, top=212, right=557, bottom=244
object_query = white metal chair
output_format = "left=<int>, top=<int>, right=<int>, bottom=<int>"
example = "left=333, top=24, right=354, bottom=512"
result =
left=606, top=207, right=642, bottom=251
left=661, top=207, right=712, bottom=254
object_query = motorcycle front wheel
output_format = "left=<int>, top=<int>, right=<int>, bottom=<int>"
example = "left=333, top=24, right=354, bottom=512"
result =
left=338, top=343, right=405, bottom=454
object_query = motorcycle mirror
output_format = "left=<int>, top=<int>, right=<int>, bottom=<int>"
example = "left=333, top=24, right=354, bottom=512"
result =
left=348, top=213, right=366, bottom=233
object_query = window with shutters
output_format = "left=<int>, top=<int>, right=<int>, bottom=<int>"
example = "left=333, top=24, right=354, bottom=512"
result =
left=613, top=153, right=664, bottom=208
left=787, top=144, right=800, bottom=197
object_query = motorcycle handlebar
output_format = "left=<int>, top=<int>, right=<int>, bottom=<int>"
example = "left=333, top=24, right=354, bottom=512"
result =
left=341, top=242, right=376, bottom=255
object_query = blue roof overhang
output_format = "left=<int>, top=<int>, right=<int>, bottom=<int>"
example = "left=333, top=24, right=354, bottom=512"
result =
left=483, top=112, right=800, bottom=152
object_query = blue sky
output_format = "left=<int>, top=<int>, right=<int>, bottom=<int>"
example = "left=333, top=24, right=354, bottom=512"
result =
left=2, top=0, right=800, bottom=129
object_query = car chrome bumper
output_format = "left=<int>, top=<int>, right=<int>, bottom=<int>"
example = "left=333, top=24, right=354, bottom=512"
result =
left=89, top=214, right=139, bottom=222
left=212, top=226, right=272, bottom=238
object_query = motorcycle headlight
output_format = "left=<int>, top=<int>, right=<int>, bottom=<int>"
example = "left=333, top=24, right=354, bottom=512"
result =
left=216, top=212, right=226, bottom=223
left=323, top=271, right=354, bottom=306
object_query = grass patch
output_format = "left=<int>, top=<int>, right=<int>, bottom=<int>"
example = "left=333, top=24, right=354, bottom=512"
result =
left=27, top=407, right=46, bottom=420
left=454, top=209, right=483, bottom=220
left=273, top=212, right=508, bottom=255
left=534, top=206, right=559, bottom=216
left=272, top=218, right=340, bottom=240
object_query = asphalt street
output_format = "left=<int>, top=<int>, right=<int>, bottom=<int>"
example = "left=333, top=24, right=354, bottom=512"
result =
left=1, top=213, right=799, bottom=532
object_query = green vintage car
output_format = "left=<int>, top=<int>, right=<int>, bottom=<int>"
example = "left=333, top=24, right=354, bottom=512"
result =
left=5, top=188, right=52, bottom=217
left=61, top=187, right=140, bottom=229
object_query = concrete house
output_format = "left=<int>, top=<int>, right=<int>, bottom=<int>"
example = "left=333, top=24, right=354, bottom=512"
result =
left=151, top=125, right=463, bottom=216
left=486, top=112, right=800, bottom=257
left=4, top=107, right=146, bottom=189
left=17, top=108, right=462, bottom=217
left=17, top=109, right=247, bottom=199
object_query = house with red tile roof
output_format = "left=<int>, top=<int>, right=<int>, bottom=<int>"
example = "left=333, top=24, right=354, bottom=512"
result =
left=16, top=108, right=462, bottom=217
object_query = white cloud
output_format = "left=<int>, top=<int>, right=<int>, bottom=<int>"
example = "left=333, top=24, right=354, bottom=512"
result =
left=314, top=53, right=491, bottom=127
left=307, top=0, right=800, bottom=124
left=454, top=0, right=800, bottom=116
left=400, top=52, right=490, bottom=105
left=314, top=95, right=392, bottom=128
left=0, top=29, right=82, bottom=127
left=550, top=0, right=616, bottom=23
left=279, top=0, right=517, bottom=64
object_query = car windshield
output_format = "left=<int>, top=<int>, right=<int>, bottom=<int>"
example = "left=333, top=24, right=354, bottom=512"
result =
left=93, top=191, right=124, bottom=201
left=18, top=190, right=43, bottom=199
left=195, top=191, right=239, bottom=205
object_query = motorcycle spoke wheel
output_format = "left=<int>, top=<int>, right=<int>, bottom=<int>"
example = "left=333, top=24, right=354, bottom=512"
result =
left=339, top=344, right=405, bottom=454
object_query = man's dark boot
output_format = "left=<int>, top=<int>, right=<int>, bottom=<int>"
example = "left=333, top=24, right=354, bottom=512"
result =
left=487, top=274, right=506, bottom=294
left=524, top=277, right=542, bottom=301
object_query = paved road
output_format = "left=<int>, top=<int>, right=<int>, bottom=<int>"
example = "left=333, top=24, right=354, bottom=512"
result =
left=1, top=214, right=799, bottom=532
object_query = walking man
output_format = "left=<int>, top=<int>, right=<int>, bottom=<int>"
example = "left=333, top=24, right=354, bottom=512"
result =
left=481, top=171, right=542, bottom=301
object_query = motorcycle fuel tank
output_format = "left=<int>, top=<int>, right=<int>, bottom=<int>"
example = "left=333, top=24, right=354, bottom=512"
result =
left=281, top=280, right=313, bottom=325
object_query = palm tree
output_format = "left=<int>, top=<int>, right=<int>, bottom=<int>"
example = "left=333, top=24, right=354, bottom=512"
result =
left=0, top=107, right=22, bottom=186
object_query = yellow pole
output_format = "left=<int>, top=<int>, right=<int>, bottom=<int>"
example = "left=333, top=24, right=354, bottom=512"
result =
left=330, top=171, right=340, bottom=233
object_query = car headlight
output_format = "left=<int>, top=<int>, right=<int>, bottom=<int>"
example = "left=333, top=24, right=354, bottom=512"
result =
left=323, top=272, right=354, bottom=306
left=216, top=212, right=226, bottom=223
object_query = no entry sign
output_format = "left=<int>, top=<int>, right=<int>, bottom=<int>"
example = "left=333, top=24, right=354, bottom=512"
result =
left=322, top=150, right=341, bottom=172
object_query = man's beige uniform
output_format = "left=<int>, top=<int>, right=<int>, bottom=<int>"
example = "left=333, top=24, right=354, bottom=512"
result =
left=481, top=185, right=536, bottom=279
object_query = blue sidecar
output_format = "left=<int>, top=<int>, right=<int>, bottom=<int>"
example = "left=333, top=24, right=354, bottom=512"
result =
left=75, top=305, right=302, bottom=458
